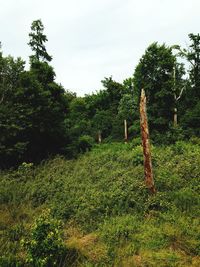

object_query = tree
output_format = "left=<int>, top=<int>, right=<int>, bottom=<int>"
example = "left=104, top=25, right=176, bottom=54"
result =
left=178, top=34, right=200, bottom=95
left=133, top=42, right=176, bottom=135
left=28, top=19, right=52, bottom=62
left=172, top=61, right=186, bottom=127
left=118, top=93, right=136, bottom=124
left=176, top=34, right=200, bottom=136
left=0, top=21, right=71, bottom=168
left=0, top=51, right=25, bottom=104
left=0, top=52, right=28, bottom=167
left=0, top=65, right=70, bottom=168
left=101, top=77, right=124, bottom=110
left=92, top=110, right=113, bottom=141
left=118, top=93, right=136, bottom=142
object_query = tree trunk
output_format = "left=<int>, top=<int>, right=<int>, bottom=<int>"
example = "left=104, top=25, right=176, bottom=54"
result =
left=140, top=89, right=156, bottom=194
left=173, top=66, right=177, bottom=127
left=174, top=106, right=178, bottom=127
left=98, top=130, right=102, bottom=144
left=124, top=119, right=128, bottom=143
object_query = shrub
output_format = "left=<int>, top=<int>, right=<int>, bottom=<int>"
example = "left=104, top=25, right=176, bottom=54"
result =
left=77, top=135, right=95, bottom=153
left=131, top=145, right=144, bottom=165
left=165, top=125, right=185, bottom=144
left=190, top=136, right=200, bottom=145
left=22, top=209, right=67, bottom=267
left=130, top=137, right=141, bottom=147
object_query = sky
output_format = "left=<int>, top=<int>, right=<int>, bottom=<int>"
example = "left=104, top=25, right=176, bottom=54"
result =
left=0, top=0, right=199, bottom=96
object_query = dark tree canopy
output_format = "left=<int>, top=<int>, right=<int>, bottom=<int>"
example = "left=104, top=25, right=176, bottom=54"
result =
left=0, top=21, right=71, bottom=168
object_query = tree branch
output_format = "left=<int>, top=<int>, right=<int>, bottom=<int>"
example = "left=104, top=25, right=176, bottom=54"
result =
left=176, top=86, right=185, bottom=101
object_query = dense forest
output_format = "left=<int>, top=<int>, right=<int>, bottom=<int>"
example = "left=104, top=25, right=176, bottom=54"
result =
left=1, top=20, right=200, bottom=168
left=0, top=20, right=200, bottom=266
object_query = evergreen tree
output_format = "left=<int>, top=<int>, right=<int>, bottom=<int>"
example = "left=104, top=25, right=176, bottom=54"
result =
left=28, top=19, right=52, bottom=62
left=0, top=20, right=71, bottom=168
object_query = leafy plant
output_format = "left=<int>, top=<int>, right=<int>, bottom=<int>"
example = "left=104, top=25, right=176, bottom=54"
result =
left=22, top=209, right=67, bottom=266
left=77, top=135, right=95, bottom=153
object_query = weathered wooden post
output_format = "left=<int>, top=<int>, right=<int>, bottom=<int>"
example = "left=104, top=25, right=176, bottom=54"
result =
left=98, top=130, right=102, bottom=144
left=140, top=89, right=156, bottom=194
left=174, top=106, right=178, bottom=127
left=124, top=119, right=128, bottom=143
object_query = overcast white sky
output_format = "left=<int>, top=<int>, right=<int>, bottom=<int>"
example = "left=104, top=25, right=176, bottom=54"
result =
left=0, top=0, right=199, bottom=95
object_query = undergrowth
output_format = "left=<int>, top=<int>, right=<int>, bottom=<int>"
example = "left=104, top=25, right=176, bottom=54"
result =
left=0, top=141, right=200, bottom=266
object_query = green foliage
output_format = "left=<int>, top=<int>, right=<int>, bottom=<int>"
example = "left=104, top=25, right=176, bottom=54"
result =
left=1, top=25, right=200, bottom=167
left=101, top=76, right=123, bottom=106
left=118, top=93, right=135, bottom=121
left=165, top=125, right=185, bottom=144
left=190, top=136, right=200, bottom=145
left=177, top=33, right=200, bottom=94
left=92, top=110, right=113, bottom=139
left=99, top=215, right=139, bottom=245
left=130, top=137, right=141, bottom=147
left=0, top=142, right=200, bottom=266
left=176, top=34, right=200, bottom=136
left=182, top=101, right=200, bottom=136
left=0, top=21, right=71, bottom=168
left=28, top=19, right=52, bottom=62
left=22, top=209, right=66, bottom=266
left=77, top=135, right=95, bottom=153
left=134, top=42, right=176, bottom=133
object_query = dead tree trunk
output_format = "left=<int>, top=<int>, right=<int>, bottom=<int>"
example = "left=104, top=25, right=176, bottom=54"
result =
left=140, top=89, right=156, bottom=194
left=174, top=106, right=178, bottom=127
left=173, top=67, right=178, bottom=127
left=98, top=130, right=102, bottom=144
left=173, top=65, right=184, bottom=127
left=124, top=119, right=128, bottom=143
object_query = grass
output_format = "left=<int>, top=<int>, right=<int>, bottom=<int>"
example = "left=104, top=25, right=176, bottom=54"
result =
left=0, top=141, right=200, bottom=266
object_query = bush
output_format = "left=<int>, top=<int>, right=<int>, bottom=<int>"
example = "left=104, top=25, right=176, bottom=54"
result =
left=22, top=209, right=67, bottom=267
left=190, top=136, right=200, bottom=145
left=165, top=126, right=185, bottom=144
left=77, top=135, right=95, bottom=153
left=129, top=137, right=141, bottom=147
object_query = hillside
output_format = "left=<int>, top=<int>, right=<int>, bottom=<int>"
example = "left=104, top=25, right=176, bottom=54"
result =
left=0, top=141, right=200, bottom=266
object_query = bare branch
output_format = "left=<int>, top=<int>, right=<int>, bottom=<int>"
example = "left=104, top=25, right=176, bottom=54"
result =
left=176, top=86, right=185, bottom=101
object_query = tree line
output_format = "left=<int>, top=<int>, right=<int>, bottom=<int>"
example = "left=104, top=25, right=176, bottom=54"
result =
left=0, top=19, right=199, bottom=168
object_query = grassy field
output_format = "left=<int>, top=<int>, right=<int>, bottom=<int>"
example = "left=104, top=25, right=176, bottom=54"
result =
left=0, top=141, right=200, bottom=266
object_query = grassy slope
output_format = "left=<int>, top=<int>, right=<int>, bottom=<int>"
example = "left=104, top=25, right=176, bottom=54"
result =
left=0, top=141, right=200, bottom=266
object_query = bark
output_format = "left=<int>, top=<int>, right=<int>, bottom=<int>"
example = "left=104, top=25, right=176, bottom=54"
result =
left=140, top=89, right=156, bottom=194
left=124, top=119, right=128, bottom=143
